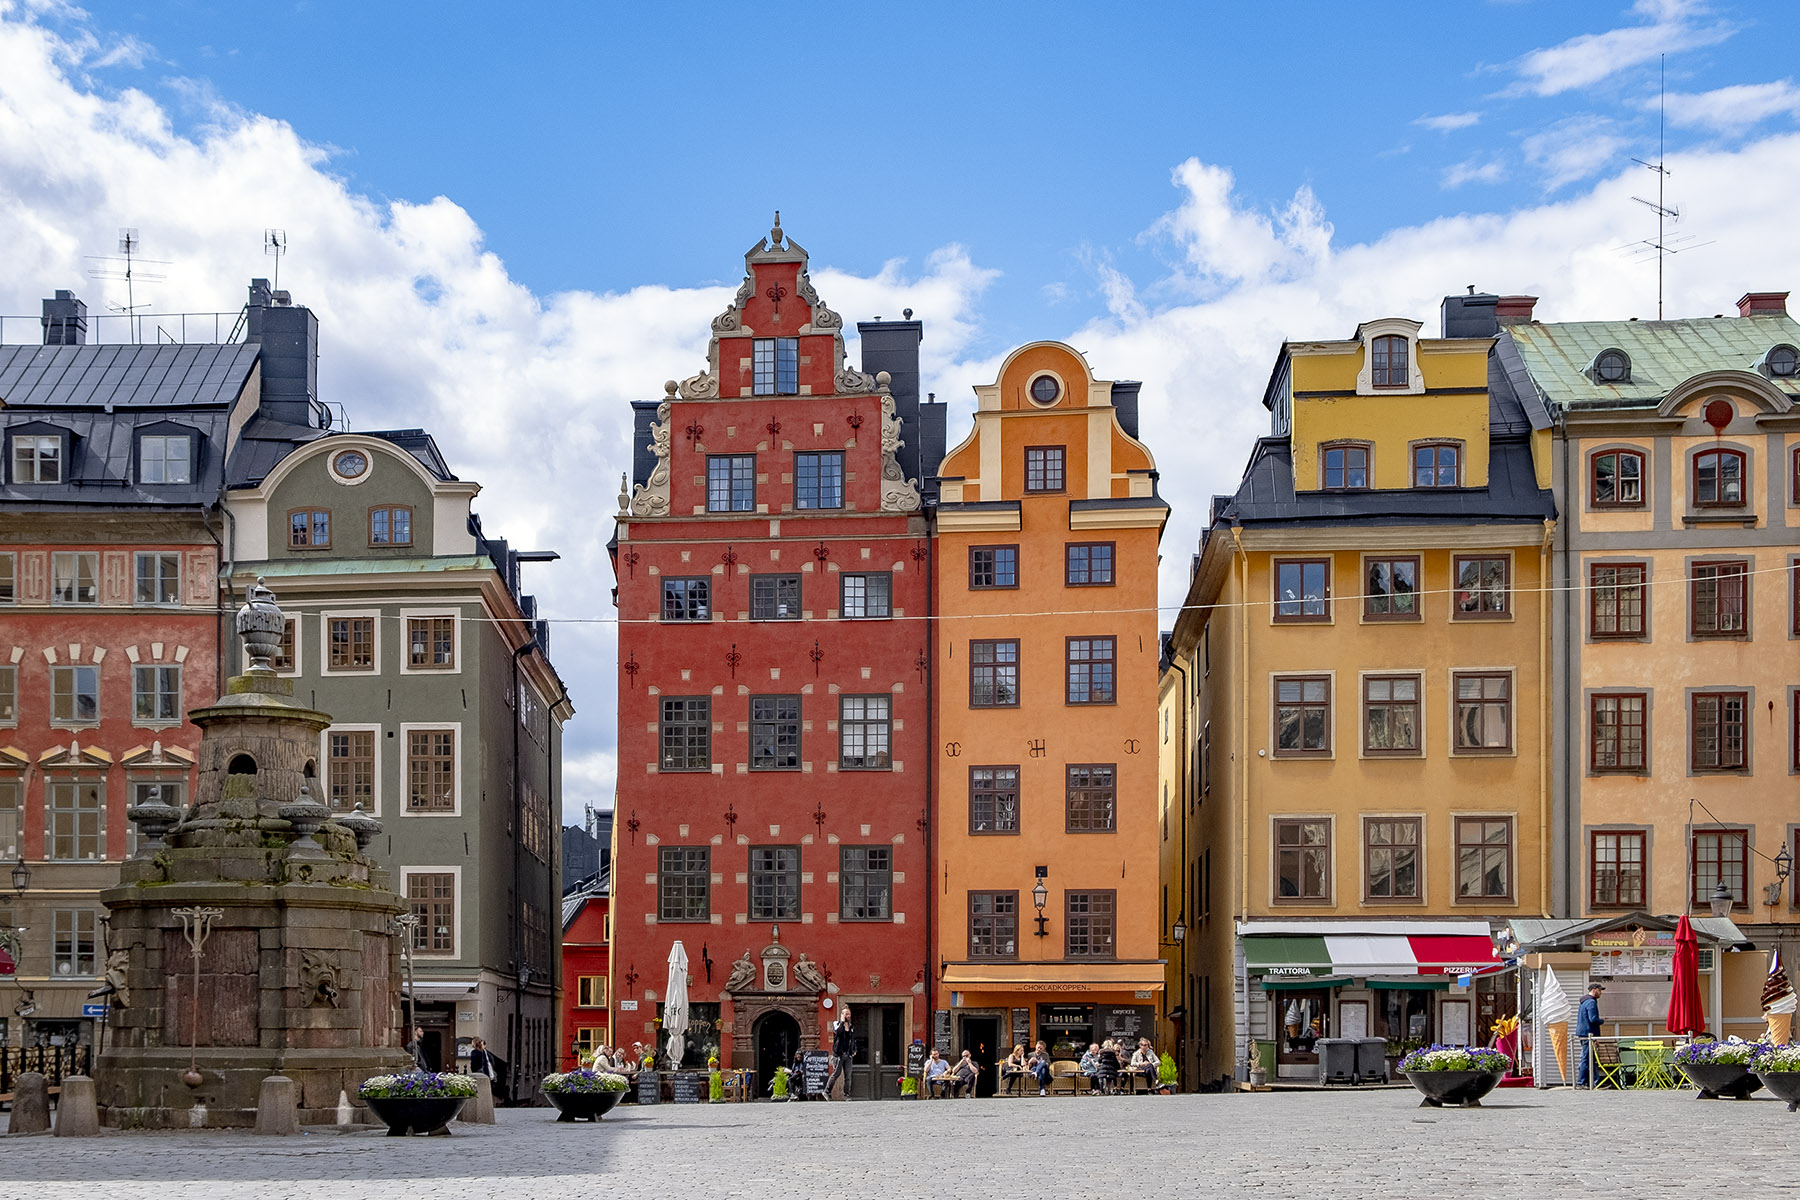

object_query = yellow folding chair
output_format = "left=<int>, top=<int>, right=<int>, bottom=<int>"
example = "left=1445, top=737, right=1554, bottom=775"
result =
left=1631, top=1041, right=1676, bottom=1089
left=1591, top=1039, right=1628, bottom=1089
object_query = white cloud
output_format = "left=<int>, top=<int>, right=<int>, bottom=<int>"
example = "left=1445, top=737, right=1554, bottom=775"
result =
left=1512, top=0, right=1735, bottom=97
left=1146, top=159, right=1331, bottom=296
left=1442, top=157, right=1508, bottom=188
left=1522, top=115, right=1631, bottom=190
left=1661, top=79, right=1800, bottom=131
left=1416, top=112, right=1482, bottom=133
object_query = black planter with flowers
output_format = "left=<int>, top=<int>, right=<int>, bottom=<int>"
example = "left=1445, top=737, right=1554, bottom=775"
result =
left=541, top=1068, right=631, bottom=1121
left=1398, top=1046, right=1509, bottom=1108
left=1674, top=1042, right=1765, bottom=1100
left=357, top=1071, right=479, bottom=1136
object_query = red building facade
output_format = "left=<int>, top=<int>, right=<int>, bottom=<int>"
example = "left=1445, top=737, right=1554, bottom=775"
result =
left=610, top=220, right=933, bottom=1098
left=561, top=875, right=611, bottom=1071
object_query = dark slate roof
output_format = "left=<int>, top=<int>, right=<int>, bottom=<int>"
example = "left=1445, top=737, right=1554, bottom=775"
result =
left=0, top=409, right=232, bottom=508
left=224, top=413, right=327, bottom=487
left=561, top=867, right=610, bottom=931
left=0, top=343, right=258, bottom=409
left=364, top=430, right=457, bottom=481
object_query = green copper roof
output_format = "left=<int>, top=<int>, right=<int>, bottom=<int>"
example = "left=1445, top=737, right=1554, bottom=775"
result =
left=1508, top=312, right=1800, bottom=407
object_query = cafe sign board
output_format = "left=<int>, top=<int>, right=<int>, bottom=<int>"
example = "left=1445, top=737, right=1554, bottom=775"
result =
left=1586, top=929, right=1677, bottom=951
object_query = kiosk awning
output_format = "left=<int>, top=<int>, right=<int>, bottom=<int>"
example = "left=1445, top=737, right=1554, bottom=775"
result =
left=1243, top=936, right=1331, bottom=976
left=1244, top=931, right=1498, bottom=978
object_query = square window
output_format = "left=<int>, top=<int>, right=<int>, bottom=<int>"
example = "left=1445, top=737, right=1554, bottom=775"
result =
left=139, top=434, right=192, bottom=484
left=706, top=455, right=756, bottom=512
left=328, top=729, right=375, bottom=811
left=840, top=572, right=891, bottom=618
left=838, top=695, right=890, bottom=770
left=1591, top=830, right=1646, bottom=908
left=328, top=617, right=376, bottom=670
left=751, top=695, right=800, bottom=770
left=1064, top=890, right=1116, bottom=958
left=1412, top=444, right=1460, bottom=487
left=1275, top=820, right=1330, bottom=901
left=1066, top=764, right=1116, bottom=832
left=970, top=640, right=1019, bottom=707
left=47, top=781, right=103, bottom=861
left=839, top=846, right=892, bottom=921
left=12, top=434, right=63, bottom=483
left=1363, top=557, right=1419, bottom=620
left=1453, top=672, right=1512, bottom=752
left=1691, top=691, right=1748, bottom=771
left=969, top=891, right=1018, bottom=959
left=1362, top=675, right=1420, bottom=755
left=1691, top=831, right=1747, bottom=909
left=1025, top=446, right=1065, bottom=492
left=969, top=546, right=1018, bottom=589
left=134, top=552, right=182, bottom=606
left=1591, top=451, right=1644, bottom=507
left=749, top=846, right=799, bottom=921
left=406, top=728, right=456, bottom=811
left=1453, top=556, right=1509, bottom=618
left=1274, top=559, right=1329, bottom=621
left=576, top=976, right=609, bottom=1008
left=1322, top=444, right=1369, bottom=489
left=1066, top=543, right=1115, bottom=586
left=1456, top=818, right=1513, bottom=901
left=370, top=506, right=413, bottom=547
left=659, top=697, right=711, bottom=771
left=969, top=766, right=1020, bottom=834
left=132, top=665, right=181, bottom=723
left=751, top=574, right=801, bottom=621
left=51, top=552, right=98, bottom=604
left=1691, top=561, right=1748, bottom=637
left=1065, top=637, right=1116, bottom=705
left=795, top=452, right=844, bottom=510
left=1693, top=450, right=1745, bottom=506
left=1590, top=693, right=1647, bottom=771
left=662, top=577, right=712, bottom=622
left=1364, top=818, right=1420, bottom=901
left=288, top=509, right=331, bottom=548
left=50, top=665, right=99, bottom=724
left=406, top=872, right=456, bottom=953
left=1590, top=563, right=1646, bottom=637
left=1274, top=675, right=1331, bottom=756
left=407, top=617, right=456, bottom=669
left=752, top=338, right=798, bottom=396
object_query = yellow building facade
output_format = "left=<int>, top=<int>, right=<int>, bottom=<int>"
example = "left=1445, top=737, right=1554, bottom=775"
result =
left=1167, top=298, right=1556, bottom=1086
left=932, top=342, right=1169, bottom=1091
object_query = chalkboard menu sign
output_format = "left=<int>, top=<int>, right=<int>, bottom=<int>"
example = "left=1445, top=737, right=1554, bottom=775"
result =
left=1011, top=1008, right=1032, bottom=1048
left=1099, top=1005, right=1156, bottom=1048
left=671, top=1071, right=704, bottom=1104
left=933, top=1009, right=951, bottom=1052
left=636, top=1070, right=660, bottom=1105
left=801, top=1050, right=832, bottom=1098
left=906, top=1040, right=926, bottom=1077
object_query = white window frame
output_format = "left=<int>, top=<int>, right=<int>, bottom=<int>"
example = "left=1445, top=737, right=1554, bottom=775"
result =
left=50, top=664, right=100, bottom=726
left=398, top=608, right=463, bottom=676
left=275, top=614, right=304, bottom=679
left=133, top=551, right=184, bottom=607
left=402, top=865, right=462, bottom=958
left=131, top=663, right=183, bottom=729
left=45, top=777, right=104, bottom=862
left=0, top=551, right=15, bottom=605
left=0, top=663, right=16, bottom=727
left=138, top=434, right=192, bottom=484
left=400, top=721, right=462, bottom=817
left=51, top=551, right=99, bottom=606
left=11, top=433, right=63, bottom=484
left=0, top=779, right=22, bottom=859
left=320, top=723, right=384, bottom=817
left=319, top=608, right=382, bottom=676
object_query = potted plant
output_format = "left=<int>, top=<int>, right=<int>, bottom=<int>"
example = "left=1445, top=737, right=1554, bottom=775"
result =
left=771, top=1066, right=791, bottom=1101
left=898, top=1074, right=919, bottom=1099
left=1676, top=1039, right=1766, bottom=1100
left=1156, top=1052, right=1178, bottom=1094
left=1754, top=1043, right=1800, bottom=1110
left=1399, top=1045, right=1509, bottom=1108
left=708, top=1071, right=724, bottom=1103
left=359, top=1071, right=478, bottom=1136
left=542, top=1067, right=630, bottom=1121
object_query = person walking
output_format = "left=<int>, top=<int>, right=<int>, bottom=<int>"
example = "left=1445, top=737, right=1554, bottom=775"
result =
left=468, top=1036, right=499, bottom=1098
left=826, top=1009, right=857, bottom=1100
left=406, top=1026, right=430, bottom=1072
left=1576, top=983, right=1605, bottom=1089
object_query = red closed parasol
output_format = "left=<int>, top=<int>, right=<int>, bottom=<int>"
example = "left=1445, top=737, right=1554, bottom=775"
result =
left=1667, top=915, right=1706, bottom=1037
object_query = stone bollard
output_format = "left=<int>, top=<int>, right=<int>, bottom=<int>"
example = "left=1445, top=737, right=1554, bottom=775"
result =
left=457, top=1080, right=496, bottom=1124
left=253, top=1075, right=299, bottom=1136
left=53, top=1075, right=100, bottom=1137
left=9, top=1072, right=51, bottom=1134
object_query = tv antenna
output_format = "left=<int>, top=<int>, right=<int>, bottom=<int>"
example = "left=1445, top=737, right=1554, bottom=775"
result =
left=85, top=228, right=169, bottom=344
left=264, top=228, right=287, bottom=293
left=1621, top=56, right=1710, bottom=318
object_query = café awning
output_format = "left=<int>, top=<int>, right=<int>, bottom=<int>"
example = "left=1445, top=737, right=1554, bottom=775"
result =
left=1408, top=934, right=1502, bottom=975
left=1243, top=928, right=1498, bottom=978
left=1243, top=936, right=1331, bottom=976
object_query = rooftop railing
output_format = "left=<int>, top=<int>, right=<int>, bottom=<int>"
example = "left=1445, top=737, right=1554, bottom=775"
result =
left=0, top=310, right=248, bottom=347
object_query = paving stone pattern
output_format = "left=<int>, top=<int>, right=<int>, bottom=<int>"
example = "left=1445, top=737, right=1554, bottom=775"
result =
left=6, top=1090, right=1800, bottom=1198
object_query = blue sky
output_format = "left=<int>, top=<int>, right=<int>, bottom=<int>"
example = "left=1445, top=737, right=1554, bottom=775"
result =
left=4, top=1, right=1800, bottom=816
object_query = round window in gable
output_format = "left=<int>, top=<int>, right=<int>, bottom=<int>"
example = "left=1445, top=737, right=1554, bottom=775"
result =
left=1028, top=374, right=1061, bottom=406
left=331, top=449, right=370, bottom=481
left=1595, top=349, right=1631, bottom=383
left=1768, top=344, right=1798, bottom=378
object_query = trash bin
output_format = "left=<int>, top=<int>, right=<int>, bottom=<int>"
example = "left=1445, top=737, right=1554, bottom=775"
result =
left=1355, top=1038, right=1390, bottom=1084
left=1316, top=1038, right=1357, bottom=1085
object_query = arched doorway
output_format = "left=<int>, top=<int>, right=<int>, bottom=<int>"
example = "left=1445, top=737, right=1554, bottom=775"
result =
left=754, top=1010, right=801, bottom=1100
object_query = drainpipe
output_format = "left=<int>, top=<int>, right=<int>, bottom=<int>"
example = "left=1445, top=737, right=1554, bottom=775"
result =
left=1232, top=525, right=1252, bottom=1080
left=510, top=637, right=534, bottom=1103
left=1168, top=656, right=1189, bottom=1090
left=924, top=531, right=936, bottom=1052
left=212, top=499, right=235, bottom=691
left=1539, top=517, right=1555, bottom=918
left=1557, top=410, right=1575, bottom=918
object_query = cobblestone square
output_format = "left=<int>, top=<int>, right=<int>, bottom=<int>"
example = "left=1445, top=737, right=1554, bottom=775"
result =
left=7, top=1089, right=1800, bottom=1199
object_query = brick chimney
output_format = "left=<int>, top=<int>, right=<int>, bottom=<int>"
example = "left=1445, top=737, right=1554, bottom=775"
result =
left=1495, top=296, right=1538, bottom=325
left=1736, top=292, right=1789, bottom=317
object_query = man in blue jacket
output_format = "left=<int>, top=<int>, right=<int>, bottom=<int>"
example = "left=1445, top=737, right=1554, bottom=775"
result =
left=1576, top=983, right=1605, bottom=1088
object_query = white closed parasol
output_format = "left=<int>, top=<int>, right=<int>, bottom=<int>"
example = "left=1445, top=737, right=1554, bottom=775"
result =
left=664, top=941, right=690, bottom=1068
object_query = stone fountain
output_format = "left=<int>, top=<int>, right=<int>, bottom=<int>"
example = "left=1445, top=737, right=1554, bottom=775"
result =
left=97, top=581, right=412, bottom=1128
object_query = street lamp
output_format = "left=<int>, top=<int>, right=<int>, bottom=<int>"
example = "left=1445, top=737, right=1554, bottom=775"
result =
left=1778, top=847, right=1794, bottom=889
left=1172, top=917, right=1187, bottom=945
left=1032, top=879, right=1049, bottom=939
left=10, top=859, right=28, bottom=899
left=1709, top=880, right=1735, bottom=919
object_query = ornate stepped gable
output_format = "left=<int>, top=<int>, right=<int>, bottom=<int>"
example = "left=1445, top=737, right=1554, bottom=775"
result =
left=629, top=214, right=920, bottom=517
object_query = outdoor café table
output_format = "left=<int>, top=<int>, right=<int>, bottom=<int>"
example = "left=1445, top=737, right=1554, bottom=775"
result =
left=1630, top=1041, right=1676, bottom=1089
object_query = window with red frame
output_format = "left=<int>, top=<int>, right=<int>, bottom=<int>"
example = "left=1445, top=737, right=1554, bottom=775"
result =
left=1693, top=449, right=1746, bottom=506
left=1371, top=335, right=1408, bottom=387
left=1591, top=830, right=1646, bottom=909
left=1590, top=563, right=1646, bottom=638
left=1691, top=691, right=1748, bottom=771
left=1691, top=561, right=1749, bottom=637
left=1590, top=693, right=1647, bottom=772
left=1591, top=450, right=1645, bottom=507
left=1691, top=830, right=1748, bottom=910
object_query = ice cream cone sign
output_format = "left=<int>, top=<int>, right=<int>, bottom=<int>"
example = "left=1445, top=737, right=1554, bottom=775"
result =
left=1761, top=951, right=1796, bottom=1045
left=1537, top=968, right=1573, bottom=1082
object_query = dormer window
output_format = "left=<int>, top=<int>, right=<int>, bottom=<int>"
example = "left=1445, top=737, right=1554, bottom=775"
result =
left=753, top=338, right=799, bottom=396
left=10, top=433, right=61, bottom=483
left=1762, top=344, right=1798, bottom=379
left=1594, top=349, right=1631, bottom=384
left=1371, top=335, right=1409, bottom=388
left=138, top=434, right=192, bottom=484
left=1321, top=444, right=1368, bottom=490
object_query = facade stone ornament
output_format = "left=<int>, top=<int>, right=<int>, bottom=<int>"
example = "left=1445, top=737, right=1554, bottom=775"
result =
left=878, top=386, right=923, bottom=513
left=723, top=950, right=756, bottom=994
left=797, top=271, right=843, bottom=332
left=629, top=390, right=675, bottom=517
left=103, top=949, right=131, bottom=1008
left=678, top=370, right=719, bottom=400
left=618, top=473, right=630, bottom=515
left=236, top=579, right=284, bottom=671
left=836, top=367, right=877, bottom=393
left=791, top=953, right=826, bottom=993
left=299, top=948, right=344, bottom=1008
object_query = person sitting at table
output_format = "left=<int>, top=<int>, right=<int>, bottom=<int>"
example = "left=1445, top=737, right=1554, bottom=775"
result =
left=999, top=1045, right=1030, bottom=1095
left=950, top=1050, right=979, bottom=1098
left=1129, top=1039, right=1161, bottom=1093
left=1028, top=1042, right=1053, bottom=1096
left=923, top=1048, right=953, bottom=1098
left=1097, top=1040, right=1121, bottom=1095
left=1079, top=1043, right=1101, bottom=1093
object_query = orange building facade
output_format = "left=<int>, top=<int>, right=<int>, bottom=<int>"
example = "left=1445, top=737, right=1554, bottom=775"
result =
left=932, top=343, right=1169, bottom=1092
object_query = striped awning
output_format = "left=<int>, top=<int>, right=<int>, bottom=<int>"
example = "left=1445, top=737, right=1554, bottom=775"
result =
left=1245, top=933, right=1497, bottom=978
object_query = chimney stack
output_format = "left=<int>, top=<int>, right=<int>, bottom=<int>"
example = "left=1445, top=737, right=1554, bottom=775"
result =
left=1736, top=292, right=1789, bottom=317
left=245, top=277, right=323, bottom=429
left=1495, top=296, right=1539, bottom=325
left=1441, top=291, right=1499, bottom=338
left=41, top=290, right=88, bottom=346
